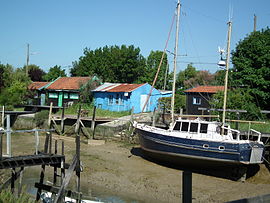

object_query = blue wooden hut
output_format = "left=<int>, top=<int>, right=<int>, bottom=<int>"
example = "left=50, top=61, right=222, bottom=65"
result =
left=92, top=83, right=172, bottom=113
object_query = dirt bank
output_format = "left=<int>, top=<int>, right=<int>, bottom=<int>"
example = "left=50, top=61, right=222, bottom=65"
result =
left=2, top=134, right=270, bottom=202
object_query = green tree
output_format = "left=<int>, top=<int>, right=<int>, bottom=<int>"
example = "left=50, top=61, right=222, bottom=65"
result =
left=176, top=63, right=197, bottom=90
left=210, top=88, right=262, bottom=120
left=70, top=45, right=146, bottom=83
left=231, top=28, right=270, bottom=110
left=138, top=51, right=168, bottom=89
left=43, top=65, right=66, bottom=81
left=22, top=64, right=46, bottom=82
left=0, top=65, right=31, bottom=107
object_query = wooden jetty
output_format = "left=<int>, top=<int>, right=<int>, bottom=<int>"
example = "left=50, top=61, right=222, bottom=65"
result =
left=0, top=105, right=86, bottom=202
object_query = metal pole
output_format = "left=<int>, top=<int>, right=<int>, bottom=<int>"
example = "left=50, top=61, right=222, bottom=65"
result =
left=26, top=43, right=29, bottom=75
left=253, top=14, right=257, bottom=32
left=171, top=0, right=181, bottom=123
left=6, top=114, right=11, bottom=157
left=221, top=21, right=232, bottom=135
left=182, top=171, right=192, bottom=203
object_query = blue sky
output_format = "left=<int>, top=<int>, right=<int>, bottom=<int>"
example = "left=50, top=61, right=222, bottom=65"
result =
left=0, top=0, right=269, bottom=74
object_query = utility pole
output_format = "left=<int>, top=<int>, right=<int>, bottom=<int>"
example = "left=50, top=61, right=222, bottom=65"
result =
left=253, top=14, right=257, bottom=32
left=171, top=0, right=181, bottom=123
left=26, top=43, right=29, bottom=76
left=221, top=21, right=232, bottom=136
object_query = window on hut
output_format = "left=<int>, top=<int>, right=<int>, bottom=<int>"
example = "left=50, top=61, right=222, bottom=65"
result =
left=115, top=94, right=120, bottom=105
left=109, top=95, right=113, bottom=105
left=49, top=92, right=58, bottom=98
left=70, top=93, right=79, bottom=99
left=193, top=97, right=201, bottom=105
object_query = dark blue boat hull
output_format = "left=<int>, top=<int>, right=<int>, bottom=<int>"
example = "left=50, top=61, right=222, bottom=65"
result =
left=135, top=128, right=264, bottom=167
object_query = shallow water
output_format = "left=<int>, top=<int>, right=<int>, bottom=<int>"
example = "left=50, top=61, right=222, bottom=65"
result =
left=21, top=166, right=141, bottom=203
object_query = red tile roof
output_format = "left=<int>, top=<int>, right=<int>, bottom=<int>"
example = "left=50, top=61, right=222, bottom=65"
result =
left=108, top=84, right=145, bottom=92
left=28, top=82, right=49, bottom=90
left=46, top=77, right=91, bottom=90
left=184, top=86, right=224, bottom=93
left=97, top=83, right=145, bottom=92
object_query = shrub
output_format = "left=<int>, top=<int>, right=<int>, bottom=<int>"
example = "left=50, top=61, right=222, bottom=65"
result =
left=34, top=110, right=49, bottom=127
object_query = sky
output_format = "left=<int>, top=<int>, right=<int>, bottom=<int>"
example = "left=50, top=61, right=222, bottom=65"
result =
left=0, top=0, right=269, bottom=75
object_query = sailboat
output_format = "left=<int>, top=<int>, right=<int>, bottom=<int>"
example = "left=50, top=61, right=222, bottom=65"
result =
left=133, top=0, right=264, bottom=167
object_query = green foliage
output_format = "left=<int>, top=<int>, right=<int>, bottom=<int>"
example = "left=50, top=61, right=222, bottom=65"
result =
left=79, top=79, right=101, bottom=103
left=210, top=88, right=263, bottom=120
left=70, top=45, right=146, bottom=83
left=0, top=64, right=31, bottom=106
left=43, top=65, right=66, bottom=81
left=34, top=110, right=49, bottom=127
left=176, top=63, right=214, bottom=90
left=231, top=27, right=270, bottom=110
left=158, top=94, right=186, bottom=113
left=0, top=190, right=34, bottom=203
left=138, top=51, right=168, bottom=89
left=24, top=64, right=46, bottom=82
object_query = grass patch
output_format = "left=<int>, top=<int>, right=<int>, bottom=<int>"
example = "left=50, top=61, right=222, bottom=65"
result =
left=59, top=103, right=131, bottom=118
left=0, top=189, right=34, bottom=203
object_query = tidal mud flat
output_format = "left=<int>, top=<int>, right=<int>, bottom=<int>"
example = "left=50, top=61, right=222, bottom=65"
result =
left=1, top=134, right=270, bottom=203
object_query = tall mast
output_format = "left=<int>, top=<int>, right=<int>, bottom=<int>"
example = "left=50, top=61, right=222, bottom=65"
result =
left=171, top=0, right=181, bottom=122
left=221, top=21, right=232, bottom=135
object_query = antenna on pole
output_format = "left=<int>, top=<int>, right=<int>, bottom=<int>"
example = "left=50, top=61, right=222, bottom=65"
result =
left=253, top=14, right=257, bottom=32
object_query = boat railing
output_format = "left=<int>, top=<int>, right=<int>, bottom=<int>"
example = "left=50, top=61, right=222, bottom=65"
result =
left=222, top=126, right=240, bottom=141
left=249, top=129, right=262, bottom=142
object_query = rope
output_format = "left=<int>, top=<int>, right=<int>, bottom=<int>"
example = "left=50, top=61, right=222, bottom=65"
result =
left=141, top=7, right=176, bottom=113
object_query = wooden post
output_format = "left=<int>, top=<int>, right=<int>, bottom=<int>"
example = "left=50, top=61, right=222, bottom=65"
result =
left=182, top=171, right=192, bottom=203
left=76, top=134, right=81, bottom=202
left=6, top=114, right=11, bottom=157
left=61, top=140, right=65, bottom=185
left=53, top=140, right=58, bottom=185
left=18, top=167, right=24, bottom=197
left=36, top=132, right=50, bottom=201
left=60, top=107, right=65, bottom=134
left=48, top=102, right=53, bottom=128
left=152, top=107, right=156, bottom=127
left=1, top=106, right=4, bottom=127
left=236, top=112, right=240, bottom=130
left=91, top=106, right=96, bottom=139
left=35, top=129, right=39, bottom=155
left=75, top=105, right=81, bottom=134
left=0, top=130, right=3, bottom=160
left=11, top=168, right=15, bottom=193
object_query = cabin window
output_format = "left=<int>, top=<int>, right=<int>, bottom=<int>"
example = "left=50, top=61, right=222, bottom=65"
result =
left=200, top=124, right=208, bottom=134
left=173, top=122, right=181, bottom=131
left=64, top=93, right=69, bottom=99
left=49, top=92, right=58, bottom=98
left=108, top=95, right=113, bottom=105
left=190, top=123, right=198, bottom=133
left=70, top=93, right=79, bottom=99
left=193, top=97, right=201, bottom=105
left=181, top=122, right=189, bottom=132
